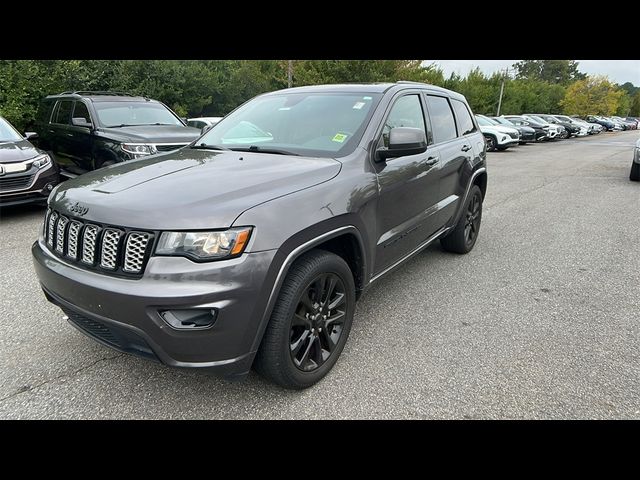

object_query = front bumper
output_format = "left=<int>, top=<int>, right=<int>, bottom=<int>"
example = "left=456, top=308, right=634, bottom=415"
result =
left=32, top=239, right=278, bottom=376
left=0, top=165, right=59, bottom=207
left=496, top=136, right=520, bottom=147
left=634, top=149, right=640, bottom=164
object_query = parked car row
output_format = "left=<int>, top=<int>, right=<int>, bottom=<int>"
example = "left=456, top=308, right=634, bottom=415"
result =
left=475, top=112, right=639, bottom=152
left=585, top=115, right=639, bottom=131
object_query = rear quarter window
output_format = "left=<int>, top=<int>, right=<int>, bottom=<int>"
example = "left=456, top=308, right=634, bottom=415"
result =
left=36, top=100, right=55, bottom=124
left=450, top=99, right=476, bottom=136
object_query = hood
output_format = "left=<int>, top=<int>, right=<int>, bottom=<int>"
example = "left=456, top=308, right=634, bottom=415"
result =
left=96, top=124, right=202, bottom=144
left=480, top=125, right=518, bottom=135
left=0, top=138, right=41, bottom=163
left=50, top=147, right=342, bottom=229
left=517, top=126, right=536, bottom=134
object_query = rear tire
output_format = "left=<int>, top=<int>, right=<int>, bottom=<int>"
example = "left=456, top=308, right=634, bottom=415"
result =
left=440, top=185, right=483, bottom=254
left=254, top=250, right=356, bottom=389
left=631, top=162, right=640, bottom=182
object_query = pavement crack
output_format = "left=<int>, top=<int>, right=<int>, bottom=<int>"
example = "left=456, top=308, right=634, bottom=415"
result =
left=0, top=353, right=123, bottom=403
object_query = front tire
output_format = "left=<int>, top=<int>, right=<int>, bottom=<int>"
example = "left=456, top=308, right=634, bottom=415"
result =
left=485, top=135, right=497, bottom=152
left=631, top=162, right=640, bottom=181
left=440, top=185, right=483, bottom=254
left=254, top=250, right=356, bottom=389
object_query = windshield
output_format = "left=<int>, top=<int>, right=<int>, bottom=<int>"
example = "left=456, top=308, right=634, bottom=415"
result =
left=0, top=117, right=24, bottom=142
left=475, top=116, right=494, bottom=127
left=526, top=115, right=548, bottom=125
left=197, top=92, right=382, bottom=158
left=554, top=115, right=572, bottom=122
left=94, top=101, right=183, bottom=127
left=493, top=117, right=516, bottom=127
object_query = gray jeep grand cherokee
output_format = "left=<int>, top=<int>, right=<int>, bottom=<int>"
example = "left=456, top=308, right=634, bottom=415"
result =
left=33, top=82, right=487, bottom=389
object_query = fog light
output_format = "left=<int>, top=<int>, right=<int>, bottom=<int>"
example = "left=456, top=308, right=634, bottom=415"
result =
left=46, top=183, right=54, bottom=191
left=160, top=308, right=218, bottom=330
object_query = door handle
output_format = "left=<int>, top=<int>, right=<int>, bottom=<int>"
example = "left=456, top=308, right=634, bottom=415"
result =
left=425, top=156, right=439, bottom=166
left=461, top=145, right=472, bottom=152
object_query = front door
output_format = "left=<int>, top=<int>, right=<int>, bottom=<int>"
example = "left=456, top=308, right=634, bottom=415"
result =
left=372, top=92, right=442, bottom=275
left=66, top=101, right=95, bottom=171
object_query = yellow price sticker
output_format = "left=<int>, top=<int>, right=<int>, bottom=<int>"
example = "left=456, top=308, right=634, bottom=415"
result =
left=332, top=133, right=348, bottom=143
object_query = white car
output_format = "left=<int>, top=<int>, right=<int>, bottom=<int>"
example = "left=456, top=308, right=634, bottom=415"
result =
left=475, top=115, right=520, bottom=151
left=551, top=115, right=590, bottom=137
left=523, top=115, right=561, bottom=140
left=186, top=116, right=223, bottom=133
left=557, top=115, right=602, bottom=135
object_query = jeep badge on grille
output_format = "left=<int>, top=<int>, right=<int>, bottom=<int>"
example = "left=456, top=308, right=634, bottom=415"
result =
left=69, top=202, right=89, bottom=216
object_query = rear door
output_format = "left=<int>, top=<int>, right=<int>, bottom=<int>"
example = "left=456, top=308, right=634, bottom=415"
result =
left=372, top=92, right=443, bottom=275
left=423, top=94, right=469, bottom=226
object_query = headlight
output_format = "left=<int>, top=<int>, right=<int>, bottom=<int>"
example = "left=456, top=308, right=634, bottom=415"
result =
left=155, top=227, right=252, bottom=261
left=30, top=154, right=51, bottom=169
left=121, top=144, right=156, bottom=155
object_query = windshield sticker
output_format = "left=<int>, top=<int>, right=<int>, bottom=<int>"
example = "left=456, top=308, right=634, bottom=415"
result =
left=278, top=107, right=291, bottom=111
left=363, top=96, right=372, bottom=100
left=332, top=133, right=348, bottom=143
left=352, top=102, right=366, bottom=110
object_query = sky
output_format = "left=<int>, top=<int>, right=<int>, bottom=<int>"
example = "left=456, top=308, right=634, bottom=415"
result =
left=424, top=60, right=640, bottom=85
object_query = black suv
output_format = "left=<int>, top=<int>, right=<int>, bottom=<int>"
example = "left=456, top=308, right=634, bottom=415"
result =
left=33, top=82, right=488, bottom=389
left=33, top=91, right=201, bottom=174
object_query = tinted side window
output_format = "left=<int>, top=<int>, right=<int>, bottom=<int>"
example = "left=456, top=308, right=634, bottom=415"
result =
left=54, top=100, right=73, bottom=125
left=425, top=95, right=457, bottom=144
left=380, top=94, right=426, bottom=148
left=451, top=99, right=476, bottom=136
left=73, top=101, right=91, bottom=123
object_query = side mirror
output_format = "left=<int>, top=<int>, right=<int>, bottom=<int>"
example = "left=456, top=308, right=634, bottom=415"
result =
left=24, top=131, right=38, bottom=140
left=72, top=117, right=93, bottom=128
left=376, top=127, right=427, bottom=162
left=201, top=124, right=213, bottom=134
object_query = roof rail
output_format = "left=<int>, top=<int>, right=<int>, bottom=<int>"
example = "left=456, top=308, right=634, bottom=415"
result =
left=396, top=80, right=428, bottom=85
left=58, top=90, right=139, bottom=97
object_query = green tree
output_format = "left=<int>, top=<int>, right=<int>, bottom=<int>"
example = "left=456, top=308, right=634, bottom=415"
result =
left=560, top=76, right=625, bottom=115
left=292, top=60, right=443, bottom=86
left=618, top=82, right=639, bottom=97
left=615, top=91, right=631, bottom=116
left=630, top=91, right=640, bottom=116
left=513, top=60, right=585, bottom=85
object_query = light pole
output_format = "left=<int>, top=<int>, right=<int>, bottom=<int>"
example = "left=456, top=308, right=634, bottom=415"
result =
left=496, top=67, right=510, bottom=116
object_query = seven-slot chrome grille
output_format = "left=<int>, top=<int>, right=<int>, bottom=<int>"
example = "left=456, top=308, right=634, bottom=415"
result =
left=44, top=208, right=153, bottom=276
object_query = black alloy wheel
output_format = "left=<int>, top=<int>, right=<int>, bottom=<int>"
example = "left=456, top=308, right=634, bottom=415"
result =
left=464, top=191, right=482, bottom=248
left=254, top=249, right=355, bottom=389
left=440, top=184, right=483, bottom=254
left=290, top=273, right=346, bottom=372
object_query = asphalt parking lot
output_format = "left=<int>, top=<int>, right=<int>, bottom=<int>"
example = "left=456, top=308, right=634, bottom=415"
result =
left=1, top=131, right=638, bottom=419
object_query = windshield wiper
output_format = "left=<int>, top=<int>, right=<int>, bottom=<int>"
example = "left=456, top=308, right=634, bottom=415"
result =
left=106, top=123, right=177, bottom=128
left=190, top=143, right=231, bottom=151
left=230, top=145, right=300, bottom=156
